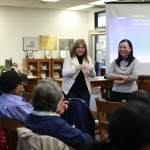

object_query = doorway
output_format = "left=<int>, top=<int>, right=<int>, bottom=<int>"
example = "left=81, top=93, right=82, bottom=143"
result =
left=88, top=28, right=106, bottom=76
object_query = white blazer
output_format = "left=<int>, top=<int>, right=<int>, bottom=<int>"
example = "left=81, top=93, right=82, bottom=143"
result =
left=62, top=54, right=96, bottom=95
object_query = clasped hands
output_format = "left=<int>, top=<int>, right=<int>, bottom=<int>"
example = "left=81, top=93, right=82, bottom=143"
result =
left=75, top=64, right=92, bottom=72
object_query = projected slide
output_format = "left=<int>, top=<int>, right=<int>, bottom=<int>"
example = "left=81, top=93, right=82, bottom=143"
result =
left=107, top=4, right=150, bottom=63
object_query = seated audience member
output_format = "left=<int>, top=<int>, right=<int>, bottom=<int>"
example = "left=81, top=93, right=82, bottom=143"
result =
left=0, top=70, right=33, bottom=150
left=0, top=70, right=33, bottom=123
left=79, top=141, right=114, bottom=150
left=0, top=126, right=7, bottom=150
left=109, top=101, right=150, bottom=150
left=128, top=89, right=150, bottom=105
left=0, top=90, right=2, bottom=96
left=25, top=78, right=93, bottom=149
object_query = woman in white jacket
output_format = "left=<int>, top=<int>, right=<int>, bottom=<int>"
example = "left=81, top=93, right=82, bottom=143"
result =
left=62, top=39, right=96, bottom=106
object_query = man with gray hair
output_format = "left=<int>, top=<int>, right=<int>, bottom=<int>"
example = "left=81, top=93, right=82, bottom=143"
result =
left=25, top=77, right=93, bottom=149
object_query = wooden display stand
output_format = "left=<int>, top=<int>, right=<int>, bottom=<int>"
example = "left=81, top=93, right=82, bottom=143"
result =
left=23, top=58, right=52, bottom=92
left=23, top=58, right=64, bottom=92
left=23, top=58, right=52, bottom=78
left=51, top=58, right=64, bottom=79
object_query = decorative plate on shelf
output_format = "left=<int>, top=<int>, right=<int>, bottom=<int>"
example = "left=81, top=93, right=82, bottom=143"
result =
left=40, top=71, right=46, bottom=79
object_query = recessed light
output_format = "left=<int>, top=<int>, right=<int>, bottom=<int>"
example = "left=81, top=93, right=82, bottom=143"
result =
left=42, top=0, right=60, bottom=2
left=67, top=5, right=93, bottom=10
left=89, top=0, right=118, bottom=5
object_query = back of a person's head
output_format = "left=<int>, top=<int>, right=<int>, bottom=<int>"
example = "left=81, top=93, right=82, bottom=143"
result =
left=0, top=70, right=21, bottom=93
left=32, top=77, right=63, bottom=112
left=79, top=141, right=117, bottom=150
left=128, top=90, right=150, bottom=105
left=109, top=101, right=150, bottom=150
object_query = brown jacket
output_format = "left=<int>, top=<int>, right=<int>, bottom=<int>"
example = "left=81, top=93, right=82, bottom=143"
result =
left=17, top=127, right=75, bottom=150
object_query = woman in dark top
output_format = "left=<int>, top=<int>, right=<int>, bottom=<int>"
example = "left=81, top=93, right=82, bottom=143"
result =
left=62, top=39, right=96, bottom=106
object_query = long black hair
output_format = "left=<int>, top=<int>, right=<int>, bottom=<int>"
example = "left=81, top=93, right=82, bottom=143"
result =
left=116, top=39, right=135, bottom=67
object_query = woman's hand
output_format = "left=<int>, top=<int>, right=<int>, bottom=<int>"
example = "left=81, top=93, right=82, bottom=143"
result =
left=113, top=80, right=126, bottom=84
left=75, top=64, right=92, bottom=73
left=82, top=64, right=92, bottom=72
left=114, top=75, right=131, bottom=84
left=56, top=98, right=69, bottom=115
left=75, top=64, right=83, bottom=71
left=121, top=75, right=131, bottom=83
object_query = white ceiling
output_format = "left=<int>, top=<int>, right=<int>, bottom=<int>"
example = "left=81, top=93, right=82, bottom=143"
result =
left=0, top=0, right=149, bottom=11
left=0, top=0, right=104, bottom=11
left=0, top=0, right=147, bottom=11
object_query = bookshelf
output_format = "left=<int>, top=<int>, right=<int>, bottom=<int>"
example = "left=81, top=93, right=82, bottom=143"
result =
left=23, top=58, right=52, bottom=78
left=51, top=58, right=64, bottom=79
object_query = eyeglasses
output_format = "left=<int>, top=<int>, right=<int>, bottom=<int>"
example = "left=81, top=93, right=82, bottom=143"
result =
left=19, top=81, right=28, bottom=85
left=18, top=82, right=23, bottom=85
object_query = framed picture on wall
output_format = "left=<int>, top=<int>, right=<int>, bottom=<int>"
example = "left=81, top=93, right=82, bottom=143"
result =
left=45, top=51, right=52, bottom=59
left=27, top=51, right=34, bottom=59
left=23, top=37, right=39, bottom=51
left=60, top=50, right=67, bottom=58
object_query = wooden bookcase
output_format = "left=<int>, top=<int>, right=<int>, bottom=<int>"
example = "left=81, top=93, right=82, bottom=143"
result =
left=51, top=58, right=64, bottom=79
left=23, top=58, right=64, bottom=92
left=23, top=58, right=52, bottom=78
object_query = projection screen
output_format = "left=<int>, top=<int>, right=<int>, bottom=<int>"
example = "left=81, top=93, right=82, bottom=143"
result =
left=106, top=3, right=150, bottom=75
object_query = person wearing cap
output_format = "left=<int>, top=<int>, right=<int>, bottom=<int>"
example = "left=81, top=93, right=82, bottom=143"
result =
left=0, top=70, right=33, bottom=123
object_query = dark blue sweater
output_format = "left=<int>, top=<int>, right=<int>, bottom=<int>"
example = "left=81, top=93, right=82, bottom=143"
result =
left=25, top=113, right=92, bottom=149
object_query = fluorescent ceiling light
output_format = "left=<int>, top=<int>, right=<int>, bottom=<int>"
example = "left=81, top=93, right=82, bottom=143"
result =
left=42, top=0, right=60, bottom=2
left=89, top=0, right=118, bottom=5
left=67, top=5, right=93, bottom=10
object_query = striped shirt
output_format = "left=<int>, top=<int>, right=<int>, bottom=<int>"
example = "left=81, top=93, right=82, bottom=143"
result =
left=0, top=93, right=33, bottom=123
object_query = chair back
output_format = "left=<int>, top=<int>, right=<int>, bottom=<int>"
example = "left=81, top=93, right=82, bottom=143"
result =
left=0, top=118, right=23, bottom=150
left=95, top=97, right=124, bottom=140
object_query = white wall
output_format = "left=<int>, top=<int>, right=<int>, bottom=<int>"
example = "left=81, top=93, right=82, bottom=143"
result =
left=0, top=7, right=100, bottom=70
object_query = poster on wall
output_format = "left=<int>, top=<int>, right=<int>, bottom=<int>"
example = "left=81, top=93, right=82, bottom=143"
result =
left=59, top=39, right=74, bottom=50
left=39, top=35, right=57, bottom=50
left=23, top=37, right=39, bottom=51
left=96, top=37, right=106, bottom=51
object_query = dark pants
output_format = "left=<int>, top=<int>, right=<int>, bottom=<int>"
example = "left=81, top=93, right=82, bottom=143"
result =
left=63, top=90, right=90, bottom=106
left=110, top=91, right=131, bottom=102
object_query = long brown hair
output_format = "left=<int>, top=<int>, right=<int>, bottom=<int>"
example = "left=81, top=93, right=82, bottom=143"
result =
left=70, top=39, right=89, bottom=63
